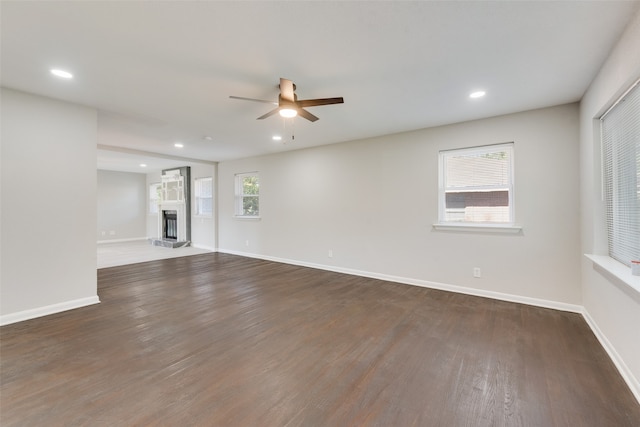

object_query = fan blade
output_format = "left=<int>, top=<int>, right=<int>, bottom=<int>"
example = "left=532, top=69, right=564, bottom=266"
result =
left=280, top=78, right=295, bottom=103
left=297, top=108, right=319, bottom=122
left=230, top=96, right=277, bottom=105
left=297, top=97, right=344, bottom=108
left=257, top=108, right=280, bottom=120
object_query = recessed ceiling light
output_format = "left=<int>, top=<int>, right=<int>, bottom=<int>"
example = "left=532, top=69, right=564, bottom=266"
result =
left=140, top=163, right=147, bottom=168
left=203, top=136, right=213, bottom=141
left=50, top=69, right=73, bottom=79
left=272, top=135, right=282, bottom=141
left=469, top=90, right=486, bottom=99
left=174, top=143, right=184, bottom=148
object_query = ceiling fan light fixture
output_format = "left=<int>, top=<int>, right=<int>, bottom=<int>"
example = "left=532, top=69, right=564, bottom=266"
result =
left=279, top=108, right=298, bottom=118
left=231, top=78, right=343, bottom=122
left=50, top=68, right=73, bottom=79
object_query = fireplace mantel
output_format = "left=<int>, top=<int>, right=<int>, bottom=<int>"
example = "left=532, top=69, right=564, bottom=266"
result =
left=149, top=166, right=191, bottom=248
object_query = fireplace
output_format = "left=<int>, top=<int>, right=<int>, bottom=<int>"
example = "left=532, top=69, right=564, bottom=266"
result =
left=162, top=210, right=178, bottom=241
left=149, top=166, right=192, bottom=248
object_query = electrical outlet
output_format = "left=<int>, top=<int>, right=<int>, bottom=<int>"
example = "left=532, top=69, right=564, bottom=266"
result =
left=245, top=240, right=249, bottom=247
left=473, top=267, right=481, bottom=278
left=328, top=250, right=333, bottom=258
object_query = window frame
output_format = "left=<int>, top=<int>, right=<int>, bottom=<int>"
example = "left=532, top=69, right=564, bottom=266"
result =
left=435, top=142, right=519, bottom=232
left=600, top=79, right=640, bottom=268
left=194, top=176, right=213, bottom=217
left=234, top=172, right=260, bottom=218
left=148, top=182, right=162, bottom=215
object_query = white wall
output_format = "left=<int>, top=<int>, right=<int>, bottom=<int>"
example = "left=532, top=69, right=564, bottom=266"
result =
left=219, top=103, right=581, bottom=308
left=146, top=163, right=217, bottom=250
left=97, top=170, right=147, bottom=241
left=579, top=8, right=640, bottom=400
left=1, top=88, right=99, bottom=324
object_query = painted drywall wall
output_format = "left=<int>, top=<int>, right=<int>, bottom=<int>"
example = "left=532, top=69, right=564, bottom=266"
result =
left=146, top=163, right=217, bottom=250
left=579, top=7, right=640, bottom=400
left=218, top=103, right=581, bottom=306
left=97, top=170, right=147, bottom=241
left=1, top=88, right=99, bottom=323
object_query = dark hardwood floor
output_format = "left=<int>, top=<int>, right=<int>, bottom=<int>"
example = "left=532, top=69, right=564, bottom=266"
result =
left=1, top=253, right=639, bottom=426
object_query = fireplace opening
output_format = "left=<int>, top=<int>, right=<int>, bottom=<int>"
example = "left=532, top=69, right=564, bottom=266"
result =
left=163, top=210, right=178, bottom=241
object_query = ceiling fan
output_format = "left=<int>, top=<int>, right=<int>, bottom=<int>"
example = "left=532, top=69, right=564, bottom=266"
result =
left=230, top=78, right=344, bottom=122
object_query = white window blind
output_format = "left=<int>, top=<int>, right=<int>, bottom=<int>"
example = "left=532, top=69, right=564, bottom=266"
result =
left=195, top=177, right=213, bottom=216
left=601, top=80, right=640, bottom=267
left=149, top=182, right=161, bottom=214
left=439, top=143, right=514, bottom=224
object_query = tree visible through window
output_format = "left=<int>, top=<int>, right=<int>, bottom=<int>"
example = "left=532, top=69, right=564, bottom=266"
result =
left=149, top=182, right=162, bottom=214
left=439, top=143, right=514, bottom=224
left=235, top=173, right=259, bottom=217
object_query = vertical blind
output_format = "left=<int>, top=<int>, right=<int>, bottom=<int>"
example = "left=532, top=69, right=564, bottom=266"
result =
left=601, top=80, right=640, bottom=267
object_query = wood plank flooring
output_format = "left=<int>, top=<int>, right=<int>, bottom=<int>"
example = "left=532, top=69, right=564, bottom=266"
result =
left=1, top=253, right=639, bottom=426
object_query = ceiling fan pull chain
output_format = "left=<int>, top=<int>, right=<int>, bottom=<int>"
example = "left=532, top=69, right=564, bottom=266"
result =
left=291, top=118, right=295, bottom=142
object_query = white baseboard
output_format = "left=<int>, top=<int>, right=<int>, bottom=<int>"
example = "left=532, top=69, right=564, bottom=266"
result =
left=218, top=249, right=582, bottom=313
left=97, top=237, right=147, bottom=244
left=582, top=308, right=640, bottom=404
left=0, top=296, right=100, bottom=326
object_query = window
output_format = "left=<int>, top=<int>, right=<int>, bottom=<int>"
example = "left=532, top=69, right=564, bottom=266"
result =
left=235, top=173, right=260, bottom=217
left=149, top=182, right=162, bottom=214
left=194, top=177, right=213, bottom=216
left=439, top=143, right=514, bottom=224
left=601, top=80, right=639, bottom=267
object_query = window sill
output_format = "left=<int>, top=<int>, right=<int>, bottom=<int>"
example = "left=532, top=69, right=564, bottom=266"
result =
left=432, top=223, right=522, bottom=234
left=234, top=216, right=261, bottom=220
left=585, top=254, right=640, bottom=294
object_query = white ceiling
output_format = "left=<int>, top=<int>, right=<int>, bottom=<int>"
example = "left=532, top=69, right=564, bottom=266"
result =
left=2, top=1, right=638, bottom=173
